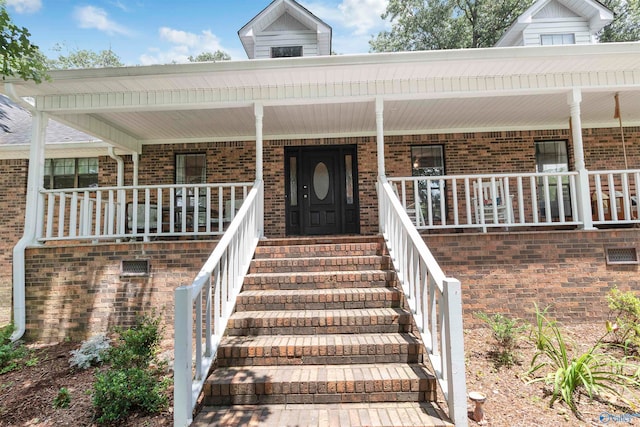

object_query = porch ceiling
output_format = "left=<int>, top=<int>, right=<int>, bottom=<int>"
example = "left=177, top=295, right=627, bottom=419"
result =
left=4, top=43, right=640, bottom=151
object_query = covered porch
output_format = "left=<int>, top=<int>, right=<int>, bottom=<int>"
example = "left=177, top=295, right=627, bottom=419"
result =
left=5, top=42, right=640, bottom=243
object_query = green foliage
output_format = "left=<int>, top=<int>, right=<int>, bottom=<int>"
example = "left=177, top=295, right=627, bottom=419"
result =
left=69, top=334, right=111, bottom=369
left=188, top=50, right=231, bottom=62
left=598, top=0, right=640, bottom=43
left=93, top=368, right=169, bottom=423
left=370, top=0, right=534, bottom=52
left=53, top=387, right=71, bottom=409
left=475, top=311, right=528, bottom=368
left=47, top=43, right=123, bottom=69
left=92, top=314, right=169, bottom=424
left=0, top=323, right=29, bottom=374
left=0, top=4, right=48, bottom=82
left=607, top=287, right=640, bottom=352
left=526, top=304, right=640, bottom=414
left=107, top=314, right=161, bottom=369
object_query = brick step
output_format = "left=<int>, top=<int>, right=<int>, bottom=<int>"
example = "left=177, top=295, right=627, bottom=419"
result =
left=242, top=270, right=396, bottom=291
left=192, top=402, right=453, bottom=427
left=235, top=287, right=403, bottom=312
left=203, top=363, right=437, bottom=405
left=217, top=333, right=423, bottom=366
left=249, top=255, right=391, bottom=274
left=226, top=308, right=413, bottom=336
left=254, top=242, right=383, bottom=259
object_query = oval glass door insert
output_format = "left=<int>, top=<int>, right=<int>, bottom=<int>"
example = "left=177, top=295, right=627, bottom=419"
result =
left=313, top=162, right=330, bottom=200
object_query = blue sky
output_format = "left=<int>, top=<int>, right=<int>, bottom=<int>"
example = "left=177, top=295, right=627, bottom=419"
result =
left=7, top=0, right=390, bottom=65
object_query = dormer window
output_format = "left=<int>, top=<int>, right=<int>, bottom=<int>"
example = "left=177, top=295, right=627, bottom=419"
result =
left=271, top=46, right=303, bottom=58
left=540, top=33, right=575, bottom=45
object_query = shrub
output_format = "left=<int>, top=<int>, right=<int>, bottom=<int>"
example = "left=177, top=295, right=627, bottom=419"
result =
left=607, top=287, right=640, bottom=352
left=92, top=313, right=169, bottom=424
left=107, top=314, right=161, bottom=369
left=53, top=387, right=71, bottom=409
left=475, top=311, right=528, bottom=368
left=0, top=323, right=29, bottom=374
left=93, top=367, right=169, bottom=423
left=69, top=334, right=110, bottom=369
left=526, top=304, right=640, bottom=415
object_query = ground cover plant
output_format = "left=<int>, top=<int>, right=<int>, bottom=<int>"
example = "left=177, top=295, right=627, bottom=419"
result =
left=525, top=304, right=640, bottom=417
left=475, top=311, right=528, bottom=368
left=607, top=287, right=640, bottom=354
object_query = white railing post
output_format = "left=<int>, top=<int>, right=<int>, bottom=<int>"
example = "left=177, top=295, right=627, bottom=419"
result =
left=443, top=278, right=468, bottom=426
left=173, top=285, right=193, bottom=427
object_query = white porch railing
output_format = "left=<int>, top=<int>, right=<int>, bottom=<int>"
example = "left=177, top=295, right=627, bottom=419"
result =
left=378, top=176, right=468, bottom=427
left=390, top=169, right=640, bottom=231
left=589, top=170, right=640, bottom=224
left=173, top=179, right=263, bottom=427
left=37, top=182, right=253, bottom=242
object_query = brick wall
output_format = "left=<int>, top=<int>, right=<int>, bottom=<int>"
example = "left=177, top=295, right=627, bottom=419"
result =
left=23, top=240, right=218, bottom=344
left=424, top=228, right=640, bottom=326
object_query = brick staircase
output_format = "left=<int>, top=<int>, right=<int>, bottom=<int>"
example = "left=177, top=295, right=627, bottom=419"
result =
left=193, top=236, right=452, bottom=426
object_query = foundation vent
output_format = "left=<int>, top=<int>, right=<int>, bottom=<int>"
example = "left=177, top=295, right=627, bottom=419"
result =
left=605, top=247, right=639, bottom=265
left=121, top=259, right=150, bottom=276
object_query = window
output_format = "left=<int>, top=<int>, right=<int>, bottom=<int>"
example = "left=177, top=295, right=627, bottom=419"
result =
left=535, top=140, right=571, bottom=218
left=540, top=33, right=575, bottom=45
left=175, top=153, right=206, bottom=184
left=271, top=46, right=303, bottom=58
left=44, top=158, right=98, bottom=189
left=411, top=145, right=445, bottom=221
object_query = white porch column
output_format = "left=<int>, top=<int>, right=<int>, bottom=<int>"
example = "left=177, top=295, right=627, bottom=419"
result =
left=255, top=103, right=264, bottom=181
left=254, top=103, right=264, bottom=237
left=376, top=97, right=385, bottom=178
left=568, top=89, right=594, bottom=230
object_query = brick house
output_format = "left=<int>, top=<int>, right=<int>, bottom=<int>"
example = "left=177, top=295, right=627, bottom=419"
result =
left=1, top=0, right=638, bottom=344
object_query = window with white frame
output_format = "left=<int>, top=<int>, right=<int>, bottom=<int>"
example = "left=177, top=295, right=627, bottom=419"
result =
left=535, top=140, right=571, bottom=218
left=540, top=33, right=575, bottom=45
left=44, top=158, right=98, bottom=189
left=411, top=145, right=445, bottom=221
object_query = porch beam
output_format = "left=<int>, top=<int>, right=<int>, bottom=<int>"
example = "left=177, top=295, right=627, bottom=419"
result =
left=568, top=88, right=594, bottom=230
left=376, top=97, right=385, bottom=178
left=55, top=113, right=142, bottom=154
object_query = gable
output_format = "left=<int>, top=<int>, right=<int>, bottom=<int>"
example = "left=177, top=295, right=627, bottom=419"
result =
left=265, top=12, right=310, bottom=32
left=534, top=1, right=579, bottom=19
left=239, top=0, right=332, bottom=59
left=495, top=0, right=613, bottom=47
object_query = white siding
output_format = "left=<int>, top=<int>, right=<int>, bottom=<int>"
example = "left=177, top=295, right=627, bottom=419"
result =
left=523, top=19, right=592, bottom=46
left=254, top=31, right=318, bottom=59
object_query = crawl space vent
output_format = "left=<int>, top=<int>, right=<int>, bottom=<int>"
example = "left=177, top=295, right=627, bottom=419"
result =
left=605, top=247, right=639, bottom=265
left=121, top=260, right=150, bottom=276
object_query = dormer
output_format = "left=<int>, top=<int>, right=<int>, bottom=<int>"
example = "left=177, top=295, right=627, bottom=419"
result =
left=239, top=0, right=332, bottom=59
left=495, top=0, right=613, bottom=47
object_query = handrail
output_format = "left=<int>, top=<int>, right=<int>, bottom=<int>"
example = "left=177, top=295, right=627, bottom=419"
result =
left=378, top=176, right=468, bottom=427
left=173, top=179, right=263, bottom=427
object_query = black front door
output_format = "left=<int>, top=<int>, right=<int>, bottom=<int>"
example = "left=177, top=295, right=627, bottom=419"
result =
left=285, top=146, right=359, bottom=235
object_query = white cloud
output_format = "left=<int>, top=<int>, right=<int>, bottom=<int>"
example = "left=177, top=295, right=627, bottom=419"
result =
left=303, top=0, right=388, bottom=36
left=73, top=6, right=131, bottom=36
left=139, top=27, right=230, bottom=65
left=6, top=0, right=42, bottom=14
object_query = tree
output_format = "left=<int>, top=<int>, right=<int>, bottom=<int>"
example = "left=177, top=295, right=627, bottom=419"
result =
left=47, top=44, right=123, bottom=69
left=370, top=0, right=534, bottom=52
left=0, top=2, right=48, bottom=82
left=187, top=50, right=231, bottom=62
left=598, top=0, right=640, bottom=42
